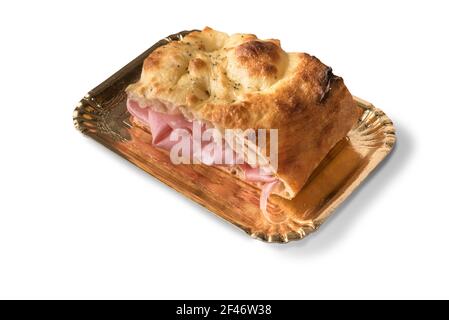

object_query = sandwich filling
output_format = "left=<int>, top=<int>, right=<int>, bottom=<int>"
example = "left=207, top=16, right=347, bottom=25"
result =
left=127, top=98, right=280, bottom=220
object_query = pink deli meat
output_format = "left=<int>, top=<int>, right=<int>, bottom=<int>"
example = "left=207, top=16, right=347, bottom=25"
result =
left=127, top=98, right=280, bottom=217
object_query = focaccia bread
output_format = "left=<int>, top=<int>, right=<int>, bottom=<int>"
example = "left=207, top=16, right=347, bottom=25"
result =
left=126, top=27, right=362, bottom=201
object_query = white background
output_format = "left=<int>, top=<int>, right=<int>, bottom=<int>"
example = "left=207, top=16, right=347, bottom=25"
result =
left=0, top=0, right=448, bottom=300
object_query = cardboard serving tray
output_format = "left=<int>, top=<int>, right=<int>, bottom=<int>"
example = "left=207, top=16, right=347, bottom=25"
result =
left=73, top=30, right=396, bottom=243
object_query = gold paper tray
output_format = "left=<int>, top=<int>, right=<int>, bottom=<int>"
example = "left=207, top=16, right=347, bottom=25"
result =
left=73, top=30, right=396, bottom=243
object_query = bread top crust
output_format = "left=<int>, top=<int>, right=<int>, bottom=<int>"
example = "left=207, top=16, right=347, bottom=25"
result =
left=126, top=27, right=361, bottom=197
left=127, top=27, right=337, bottom=127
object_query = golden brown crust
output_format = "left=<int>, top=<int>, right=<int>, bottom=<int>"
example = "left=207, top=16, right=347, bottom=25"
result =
left=234, top=40, right=282, bottom=78
left=126, top=27, right=362, bottom=198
